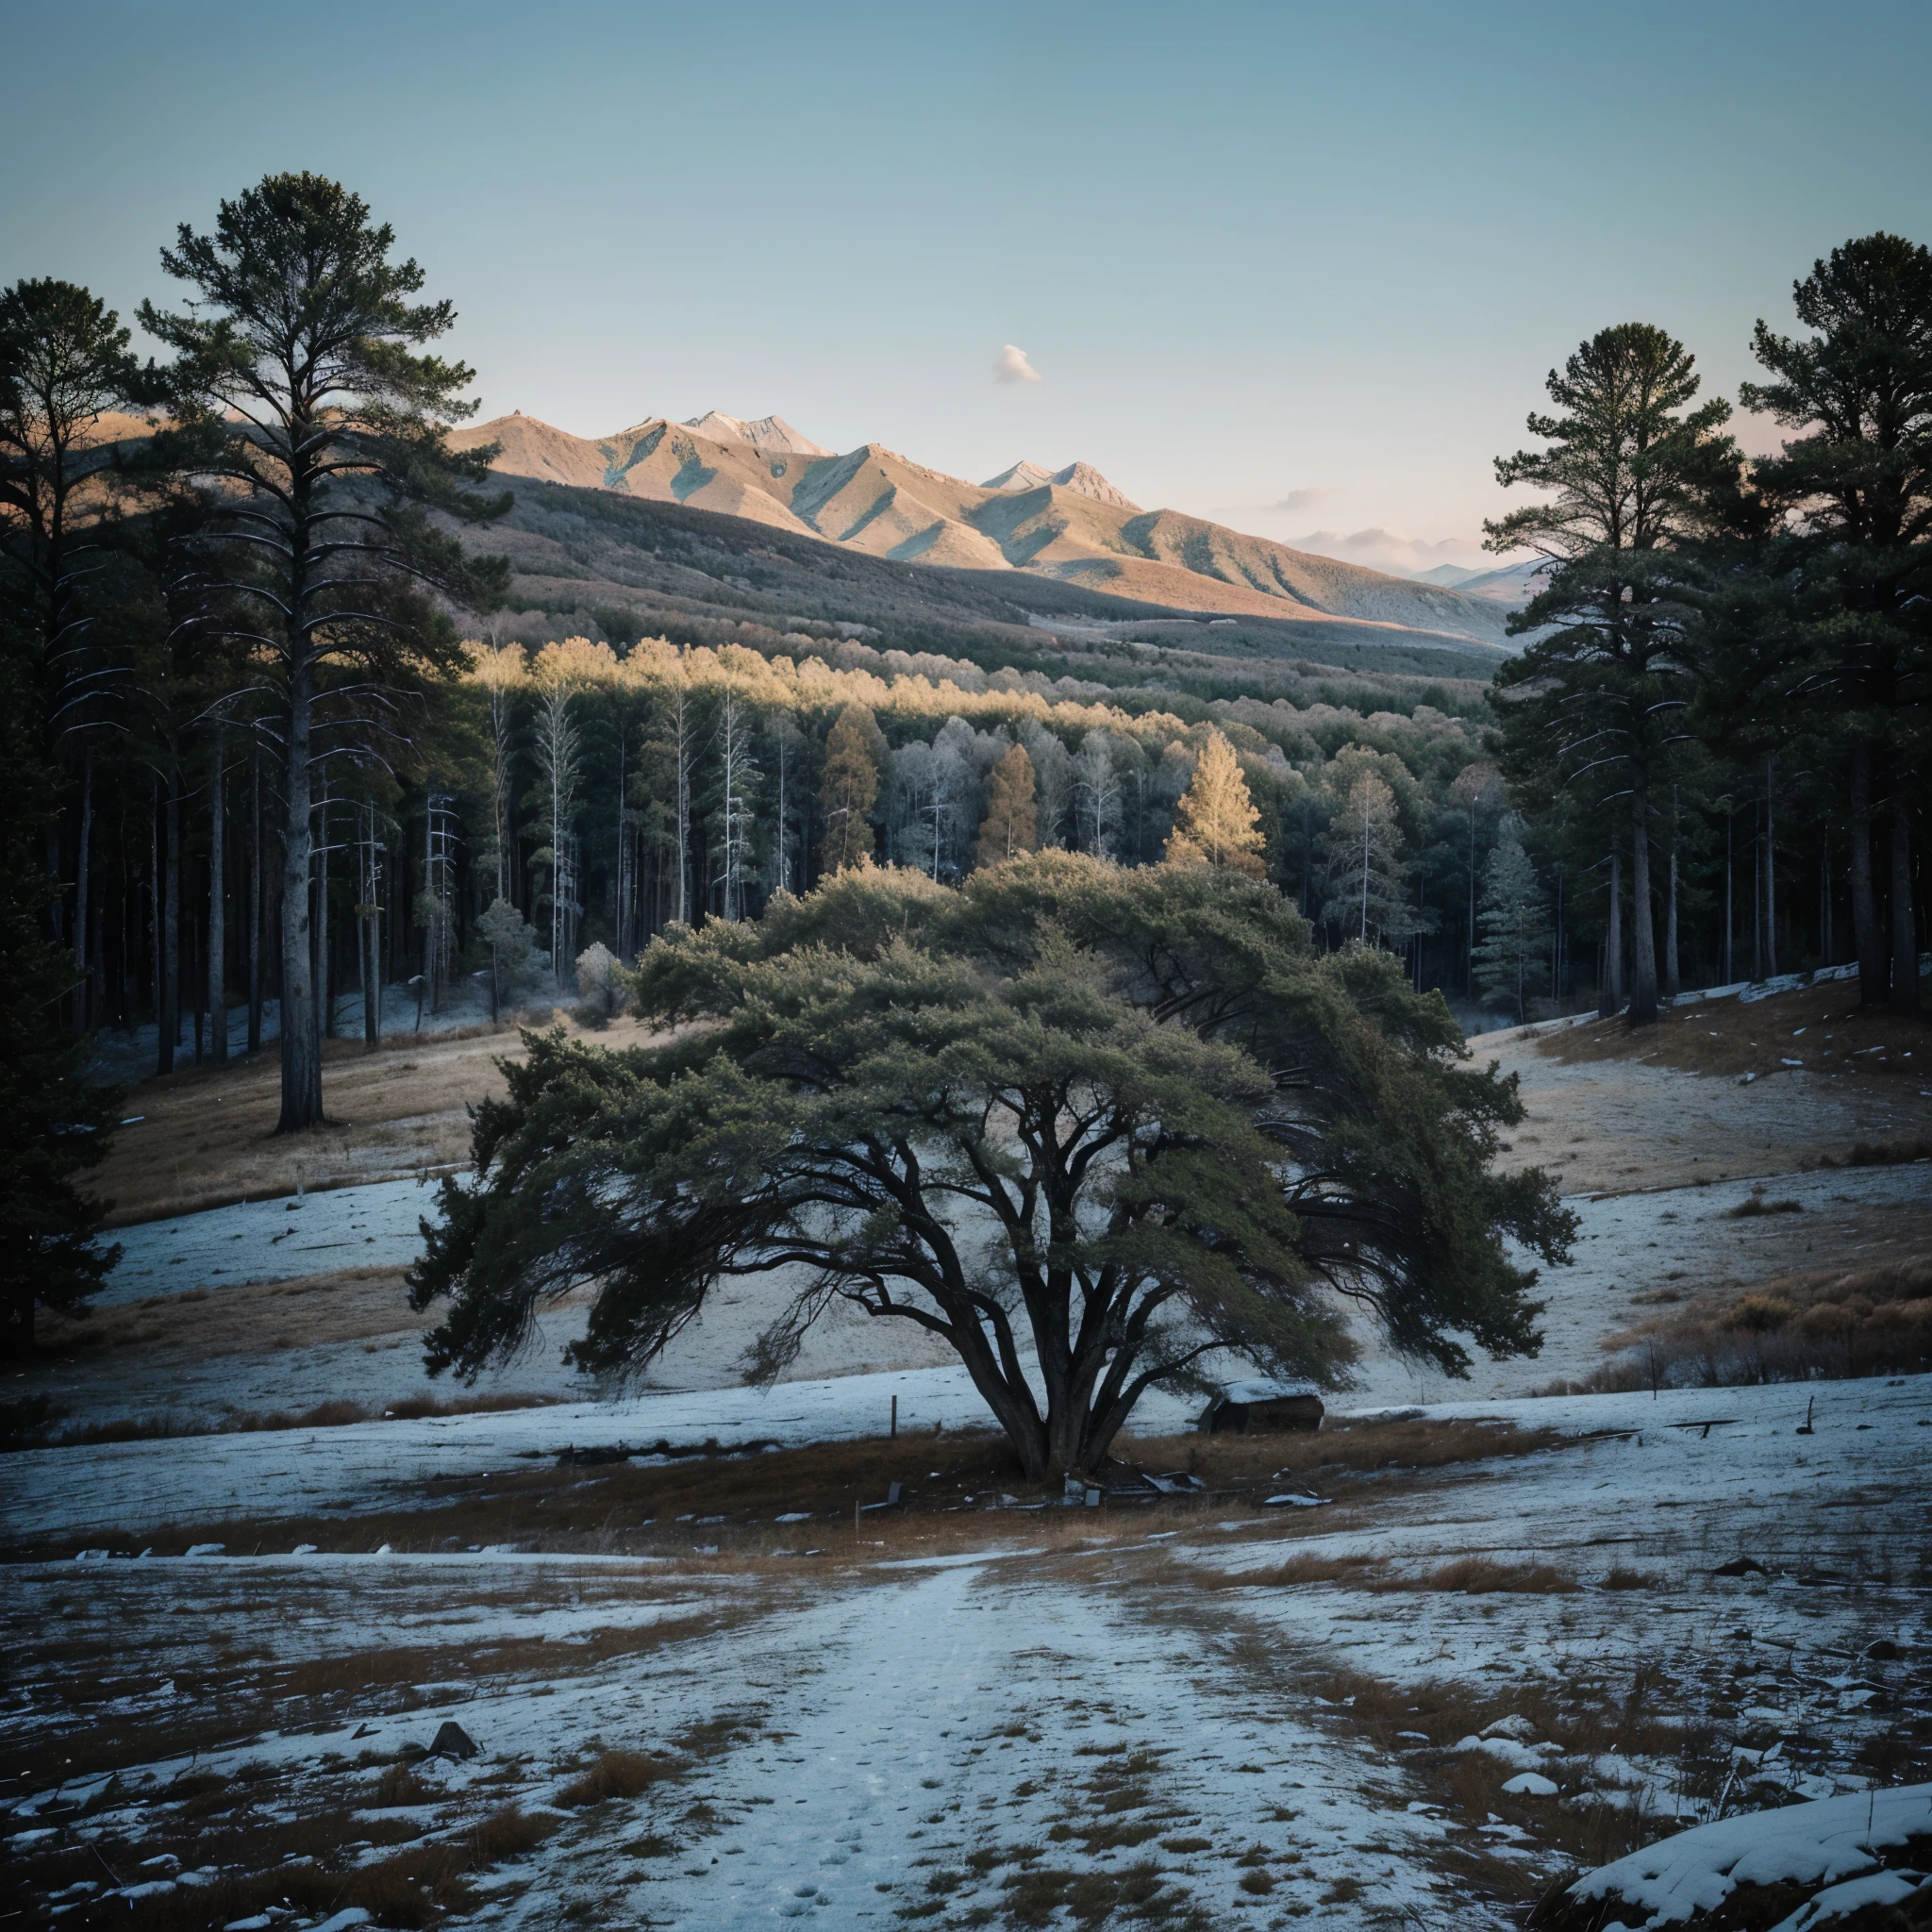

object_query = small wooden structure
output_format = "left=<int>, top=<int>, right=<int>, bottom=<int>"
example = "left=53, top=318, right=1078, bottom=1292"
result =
left=1198, top=1378, right=1324, bottom=1435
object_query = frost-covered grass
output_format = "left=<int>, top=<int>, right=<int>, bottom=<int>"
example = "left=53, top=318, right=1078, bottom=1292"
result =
left=5, top=1376, right=1926, bottom=1929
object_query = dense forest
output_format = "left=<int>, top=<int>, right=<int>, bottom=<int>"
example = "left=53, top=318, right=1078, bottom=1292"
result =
left=1, top=174, right=1927, bottom=1343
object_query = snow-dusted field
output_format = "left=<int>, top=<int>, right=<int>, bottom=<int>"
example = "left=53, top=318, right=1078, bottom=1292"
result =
left=5, top=1374, right=1926, bottom=1927
left=99, top=1174, right=449, bottom=1305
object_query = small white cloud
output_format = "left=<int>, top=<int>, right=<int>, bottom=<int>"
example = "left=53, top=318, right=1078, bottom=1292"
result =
left=994, top=344, right=1042, bottom=385
left=1261, top=488, right=1331, bottom=515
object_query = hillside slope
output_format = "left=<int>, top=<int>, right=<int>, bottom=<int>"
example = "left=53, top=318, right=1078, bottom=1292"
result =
left=454, top=412, right=1513, bottom=646
left=456, top=472, right=1509, bottom=695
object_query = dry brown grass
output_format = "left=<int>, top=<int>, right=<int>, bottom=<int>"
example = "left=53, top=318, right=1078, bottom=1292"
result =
left=10, top=1386, right=564, bottom=1448
left=1402, top=1556, right=1577, bottom=1593
left=32, top=1264, right=425, bottom=1364
left=2, top=1413, right=1574, bottom=1572
left=1199, top=1624, right=1722, bottom=1887
left=998, top=1857, right=1212, bottom=1931
left=1127, top=1414, right=1567, bottom=1485
left=1602, top=1567, right=1659, bottom=1591
left=91, top=1009, right=661, bottom=1226
left=5, top=1781, right=555, bottom=1932
left=1198, top=1551, right=1382, bottom=1590
left=554, top=1746, right=684, bottom=1807
left=6, top=1607, right=733, bottom=1795
left=1198, top=1552, right=1577, bottom=1594
left=1723, top=1191, right=1805, bottom=1218
left=1546, top=1257, right=1932, bottom=1394
left=374, top=1760, right=432, bottom=1807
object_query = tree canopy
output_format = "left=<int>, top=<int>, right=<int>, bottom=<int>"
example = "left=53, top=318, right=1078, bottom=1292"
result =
left=409, top=855, right=1572, bottom=1479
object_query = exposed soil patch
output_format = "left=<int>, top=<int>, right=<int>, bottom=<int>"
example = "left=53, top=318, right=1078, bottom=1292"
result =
left=1534, top=979, right=1931, bottom=1083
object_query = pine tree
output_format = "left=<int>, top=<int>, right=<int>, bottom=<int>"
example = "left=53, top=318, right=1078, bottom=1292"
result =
left=1164, top=729, right=1264, bottom=874
left=1739, top=233, right=1932, bottom=1016
left=141, top=173, right=508, bottom=1130
left=0, top=278, right=142, bottom=742
left=817, top=702, right=880, bottom=874
left=714, top=689, right=760, bottom=919
left=0, top=279, right=146, bottom=1026
left=0, top=662, right=122, bottom=1351
left=1320, top=773, right=1425, bottom=944
left=1487, top=323, right=1739, bottom=1027
left=1473, top=824, right=1552, bottom=1024
left=974, top=742, right=1038, bottom=867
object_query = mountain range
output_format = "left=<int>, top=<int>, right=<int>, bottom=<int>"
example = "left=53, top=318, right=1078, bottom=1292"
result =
left=451, top=411, right=1518, bottom=649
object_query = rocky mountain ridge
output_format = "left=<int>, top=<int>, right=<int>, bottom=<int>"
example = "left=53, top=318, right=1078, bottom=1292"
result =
left=453, top=411, right=1514, bottom=646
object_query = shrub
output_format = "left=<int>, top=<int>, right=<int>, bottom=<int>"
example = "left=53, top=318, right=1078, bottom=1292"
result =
left=1845, top=1139, right=1932, bottom=1167
left=573, top=941, right=630, bottom=1026
left=1723, top=1192, right=1803, bottom=1219
left=1722, top=1295, right=1796, bottom=1333
left=555, top=1747, right=680, bottom=1807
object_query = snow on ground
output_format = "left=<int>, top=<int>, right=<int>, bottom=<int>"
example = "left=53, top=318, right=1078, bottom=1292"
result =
left=1559, top=1782, right=1932, bottom=1928
left=0, top=1366, right=1201, bottom=1543
left=6, top=1375, right=1925, bottom=1928
left=501, top=1559, right=1451, bottom=1930
left=1283, top=1161, right=1924, bottom=1408
left=99, top=1174, right=449, bottom=1304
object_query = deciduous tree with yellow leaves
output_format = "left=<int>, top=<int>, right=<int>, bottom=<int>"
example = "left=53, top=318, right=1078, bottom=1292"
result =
left=973, top=742, right=1039, bottom=868
left=1164, top=729, right=1264, bottom=875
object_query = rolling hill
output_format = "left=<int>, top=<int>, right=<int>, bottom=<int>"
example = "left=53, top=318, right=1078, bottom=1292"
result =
left=453, top=411, right=1516, bottom=648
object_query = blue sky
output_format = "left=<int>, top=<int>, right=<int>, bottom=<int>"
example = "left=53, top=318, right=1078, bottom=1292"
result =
left=6, top=1, right=1928, bottom=569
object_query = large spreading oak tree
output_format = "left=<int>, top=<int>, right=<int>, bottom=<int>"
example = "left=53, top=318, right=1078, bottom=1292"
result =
left=409, top=856, right=1573, bottom=1480
left=142, top=173, right=508, bottom=1130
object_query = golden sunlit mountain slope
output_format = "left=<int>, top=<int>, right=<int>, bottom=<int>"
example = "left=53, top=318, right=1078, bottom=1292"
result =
left=452, top=412, right=1514, bottom=644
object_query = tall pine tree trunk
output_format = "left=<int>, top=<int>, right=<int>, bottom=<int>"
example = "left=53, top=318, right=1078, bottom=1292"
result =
left=1890, top=808, right=1920, bottom=1016
left=208, top=725, right=227, bottom=1063
left=1723, top=812, right=1734, bottom=983
left=74, top=749, right=93, bottom=1032
left=1602, top=849, right=1624, bottom=1017
left=1665, top=841, right=1680, bottom=998
left=160, top=760, right=181, bottom=1075
left=148, top=783, right=163, bottom=1065
left=318, top=779, right=334, bottom=1040
left=1628, top=790, right=1658, bottom=1025
left=1762, top=757, right=1777, bottom=978
left=675, top=686, right=691, bottom=926
left=248, top=738, right=263, bottom=1054
left=1849, top=741, right=1886, bottom=1006
left=362, top=806, right=381, bottom=1049
left=278, top=653, right=323, bottom=1130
